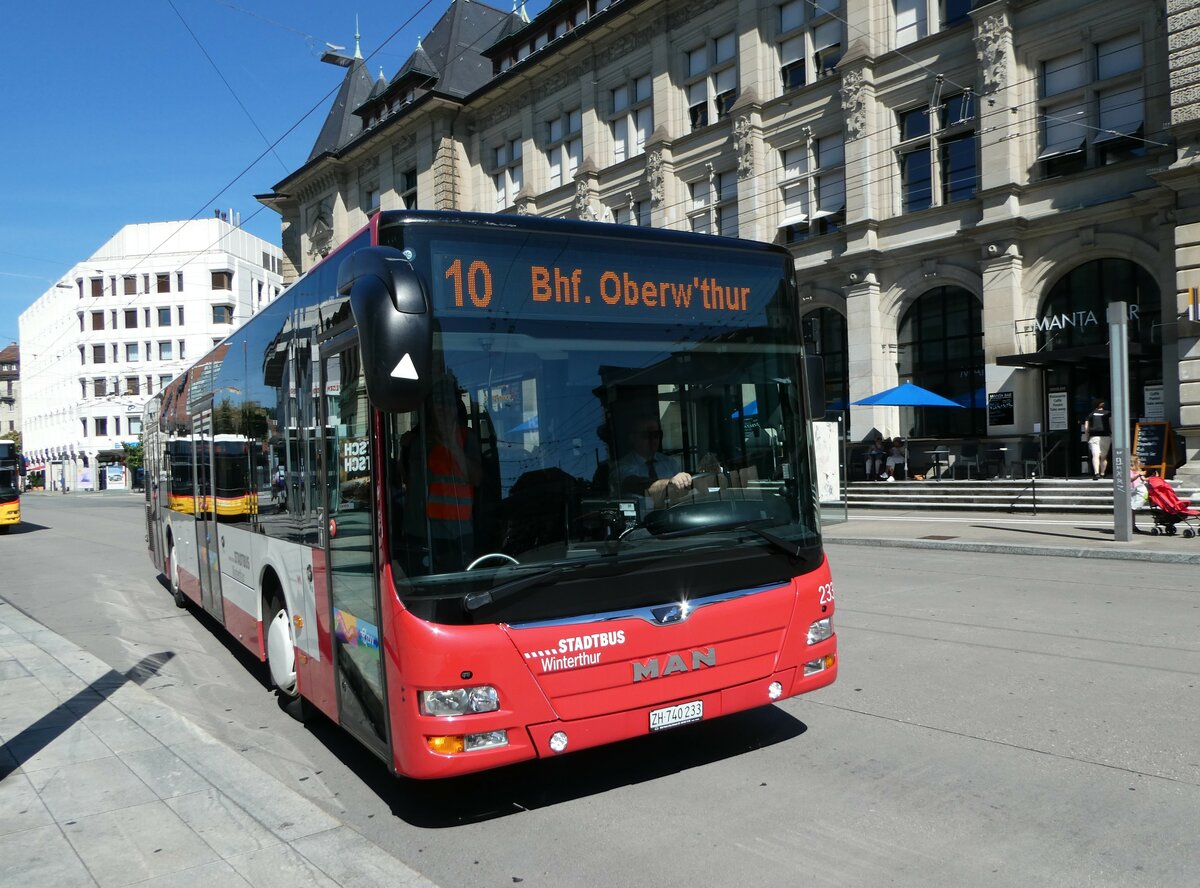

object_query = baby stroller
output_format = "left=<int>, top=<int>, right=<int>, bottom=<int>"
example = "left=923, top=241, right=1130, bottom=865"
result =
left=1145, top=475, right=1200, bottom=537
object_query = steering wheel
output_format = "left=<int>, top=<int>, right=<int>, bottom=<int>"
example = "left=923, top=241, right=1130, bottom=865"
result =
left=466, top=552, right=521, bottom=570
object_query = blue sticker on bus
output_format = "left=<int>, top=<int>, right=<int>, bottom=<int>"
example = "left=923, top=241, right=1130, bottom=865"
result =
left=357, top=620, right=380, bottom=649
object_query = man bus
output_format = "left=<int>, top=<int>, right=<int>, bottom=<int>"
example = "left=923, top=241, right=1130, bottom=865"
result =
left=144, top=210, right=837, bottom=779
left=0, top=441, right=19, bottom=533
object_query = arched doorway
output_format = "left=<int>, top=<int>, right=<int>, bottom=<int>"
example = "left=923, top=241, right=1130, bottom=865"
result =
left=801, top=307, right=848, bottom=419
left=1036, top=259, right=1161, bottom=477
left=897, top=286, right=985, bottom=437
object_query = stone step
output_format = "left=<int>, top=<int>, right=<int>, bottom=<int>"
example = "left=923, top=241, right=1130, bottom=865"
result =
left=836, top=478, right=1198, bottom=514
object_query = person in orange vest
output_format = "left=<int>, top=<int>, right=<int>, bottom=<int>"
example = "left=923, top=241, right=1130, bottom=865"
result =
left=401, top=376, right=481, bottom=573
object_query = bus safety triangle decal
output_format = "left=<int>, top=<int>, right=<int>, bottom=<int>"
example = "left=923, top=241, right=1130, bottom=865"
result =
left=390, top=354, right=419, bottom=380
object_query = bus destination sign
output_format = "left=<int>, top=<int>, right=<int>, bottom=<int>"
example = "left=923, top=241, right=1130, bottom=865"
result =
left=429, top=238, right=782, bottom=327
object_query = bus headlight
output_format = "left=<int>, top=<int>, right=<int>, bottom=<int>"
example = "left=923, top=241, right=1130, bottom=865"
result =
left=807, top=617, right=833, bottom=645
left=419, top=686, right=499, bottom=716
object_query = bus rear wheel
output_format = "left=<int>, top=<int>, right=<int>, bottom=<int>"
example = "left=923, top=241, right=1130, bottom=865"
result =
left=265, top=594, right=312, bottom=721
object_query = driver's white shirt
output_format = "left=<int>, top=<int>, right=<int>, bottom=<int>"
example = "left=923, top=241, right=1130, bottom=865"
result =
left=611, top=450, right=682, bottom=492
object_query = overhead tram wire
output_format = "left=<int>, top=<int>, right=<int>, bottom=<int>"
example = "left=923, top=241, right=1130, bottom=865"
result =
left=634, top=67, right=1171, bottom=238
left=166, top=0, right=290, bottom=173
left=21, top=9, right=1171, bottom=384
left=650, top=24, right=1173, bottom=233
left=20, top=0, right=455, bottom=384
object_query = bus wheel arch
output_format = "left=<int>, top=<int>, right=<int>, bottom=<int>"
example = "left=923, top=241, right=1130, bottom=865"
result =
left=262, top=571, right=312, bottom=721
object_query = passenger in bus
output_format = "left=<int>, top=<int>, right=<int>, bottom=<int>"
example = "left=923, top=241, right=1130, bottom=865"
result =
left=400, top=377, right=482, bottom=573
left=611, top=416, right=692, bottom=508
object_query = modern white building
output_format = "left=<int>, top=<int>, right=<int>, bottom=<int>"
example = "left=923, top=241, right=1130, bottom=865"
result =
left=0, top=344, right=18, bottom=439
left=259, top=0, right=1200, bottom=483
left=19, top=217, right=283, bottom=491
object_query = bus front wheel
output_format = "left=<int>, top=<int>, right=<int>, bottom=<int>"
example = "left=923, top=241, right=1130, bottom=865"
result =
left=265, top=594, right=312, bottom=721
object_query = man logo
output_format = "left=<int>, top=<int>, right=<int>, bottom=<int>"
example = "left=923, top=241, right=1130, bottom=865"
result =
left=632, top=647, right=716, bottom=681
left=651, top=603, right=687, bottom=624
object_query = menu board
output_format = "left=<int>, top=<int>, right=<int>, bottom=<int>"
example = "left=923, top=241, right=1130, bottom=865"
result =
left=1133, top=421, right=1172, bottom=476
left=988, top=391, right=1014, bottom=427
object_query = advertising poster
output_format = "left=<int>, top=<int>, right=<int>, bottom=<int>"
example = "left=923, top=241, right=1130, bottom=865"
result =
left=1048, top=391, right=1069, bottom=431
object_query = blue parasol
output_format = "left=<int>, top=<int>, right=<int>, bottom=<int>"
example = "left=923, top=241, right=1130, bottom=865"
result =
left=851, top=382, right=964, bottom=408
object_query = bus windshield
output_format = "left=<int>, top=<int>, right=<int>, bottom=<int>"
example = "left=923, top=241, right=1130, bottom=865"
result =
left=0, top=444, right=18, bottom=502
left=0, top=465, right=16, bottom=501
left=379, top=218, right=820, bottom=625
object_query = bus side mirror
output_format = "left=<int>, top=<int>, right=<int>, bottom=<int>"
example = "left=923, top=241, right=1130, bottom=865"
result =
left=337, top=247, right=433, bottom=413
left=804, top=353, right=826, bottom=420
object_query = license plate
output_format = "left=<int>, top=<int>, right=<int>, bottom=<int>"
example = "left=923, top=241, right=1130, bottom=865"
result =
left=649, top=700, right=703, bottom=731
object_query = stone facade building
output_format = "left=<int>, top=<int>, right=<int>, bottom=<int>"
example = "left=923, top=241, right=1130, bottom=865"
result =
left=260, top=0, right=1199, bottom=480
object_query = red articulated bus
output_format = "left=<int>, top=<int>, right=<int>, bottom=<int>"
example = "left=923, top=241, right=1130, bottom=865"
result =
left=144, top=211, right=837, bottom=778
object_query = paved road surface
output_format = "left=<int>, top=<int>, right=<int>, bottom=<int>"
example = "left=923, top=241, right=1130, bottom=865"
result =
left=3, top=492, right=1198, bottom=887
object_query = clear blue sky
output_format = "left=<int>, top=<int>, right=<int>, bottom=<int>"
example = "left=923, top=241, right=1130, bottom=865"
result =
left=0, top=0, right=547, bottom=346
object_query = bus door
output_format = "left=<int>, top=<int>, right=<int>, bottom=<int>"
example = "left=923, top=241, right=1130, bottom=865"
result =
left=191, top=408, right=224, bottom=620
left=320, top=342, right=388, bottom=754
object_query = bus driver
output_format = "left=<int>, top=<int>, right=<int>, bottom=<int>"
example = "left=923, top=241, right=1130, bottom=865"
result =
left=612, top=415, right=692, bottom=508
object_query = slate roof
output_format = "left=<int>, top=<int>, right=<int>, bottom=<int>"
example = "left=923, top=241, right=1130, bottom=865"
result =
left=306, top=1, right=522, bottom=160
left=414, top=0, right=519, bottom=98
left=306, top=56, right=377, bottom=162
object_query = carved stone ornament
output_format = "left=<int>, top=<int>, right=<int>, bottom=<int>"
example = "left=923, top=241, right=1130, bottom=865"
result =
left=305, top=197, right=334, bottom=260
left=840, top=69, right=867, bottom=140
left=390, top=133, right=417, bottom=159
left=974, top=13, right=1011, bottom=95
left=646, top=149, right=664, bottom=205
left=667, top=0, right=721, bottom=30
left=575, top=180, right=595, bottom=221
left=734, top=116, right=754, bottom=179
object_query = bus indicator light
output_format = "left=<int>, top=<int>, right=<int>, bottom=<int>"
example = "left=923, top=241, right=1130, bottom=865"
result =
left=426, top=732, right=508, bottom=755
left=427, top=735, right=466, bottom=755
left=804, top=654, right=836, bottom=676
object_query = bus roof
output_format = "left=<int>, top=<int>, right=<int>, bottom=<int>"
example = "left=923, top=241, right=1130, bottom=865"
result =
left=374, top=210, right=795, bottom=261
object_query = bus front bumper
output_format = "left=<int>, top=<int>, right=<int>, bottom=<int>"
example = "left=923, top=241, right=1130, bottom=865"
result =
left=0, top=501, right=18, bottom=526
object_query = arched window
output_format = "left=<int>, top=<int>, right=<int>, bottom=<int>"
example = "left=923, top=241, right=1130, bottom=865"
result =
left=897, top=286, right=984, bottom=437
left=1038, top=259, right=1159, bottom=353
left=801, top=307, right=848, bottom=417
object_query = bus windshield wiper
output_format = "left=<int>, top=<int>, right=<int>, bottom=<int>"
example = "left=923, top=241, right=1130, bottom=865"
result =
left=463, top=566, right=567, bottom=613
left=653, top=519, right=804, bottom=558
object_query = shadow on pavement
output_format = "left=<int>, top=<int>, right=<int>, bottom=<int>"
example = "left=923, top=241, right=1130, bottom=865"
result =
left=0, top=521, right=50, bottom=535
left=969, top=523, right=1110, bottom=543
left=303, top=704, right=807, bottom=828
left=0, top=651, right=175, bottom=778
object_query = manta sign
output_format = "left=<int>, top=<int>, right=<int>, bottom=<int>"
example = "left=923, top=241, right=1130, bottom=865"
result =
left=1035, top=303, right=1139, bottom=332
